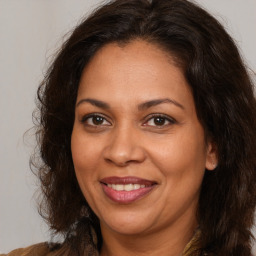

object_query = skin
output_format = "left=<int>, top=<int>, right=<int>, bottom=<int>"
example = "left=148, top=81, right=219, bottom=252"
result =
left=71, top=40, right=217, bottom=256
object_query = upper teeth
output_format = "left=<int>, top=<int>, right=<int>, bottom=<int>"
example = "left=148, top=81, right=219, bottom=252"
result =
left=107, top=184, right=146, bottom=191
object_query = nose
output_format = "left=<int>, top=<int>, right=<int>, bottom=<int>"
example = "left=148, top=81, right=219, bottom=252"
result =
left=103, top=126, right=146, bottom=166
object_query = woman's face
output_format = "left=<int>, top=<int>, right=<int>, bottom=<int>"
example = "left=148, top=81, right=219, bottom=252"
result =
left=71, top=40, right=216, bottom=237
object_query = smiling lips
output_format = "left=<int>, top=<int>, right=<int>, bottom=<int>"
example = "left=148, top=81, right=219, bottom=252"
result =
left=100, top=176, right=156, bottom=204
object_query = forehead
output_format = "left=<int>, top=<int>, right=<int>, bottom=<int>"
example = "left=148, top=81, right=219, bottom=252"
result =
left=77, top=40, right=193, bottom=111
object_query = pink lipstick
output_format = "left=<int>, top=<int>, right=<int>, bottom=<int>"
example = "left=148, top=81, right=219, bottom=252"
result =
left=100, top=176, right=156, bottom=204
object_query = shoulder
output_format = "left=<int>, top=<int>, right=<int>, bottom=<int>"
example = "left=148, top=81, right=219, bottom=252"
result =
left=0, top=242, right=70, bottom=256
left=0, top=243, right=49, bottom=256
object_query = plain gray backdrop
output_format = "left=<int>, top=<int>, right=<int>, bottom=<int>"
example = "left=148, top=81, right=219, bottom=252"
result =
left=0, top=0, right=255, bottom=253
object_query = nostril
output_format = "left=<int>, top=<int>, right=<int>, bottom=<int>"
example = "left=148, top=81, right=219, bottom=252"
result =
left=105, top=157, right=131, bottom=167
left=103, top=136, right=146, bottom=166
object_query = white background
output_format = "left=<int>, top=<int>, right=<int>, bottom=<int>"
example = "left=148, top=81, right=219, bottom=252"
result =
left=0, top=0, right=255, bottom=253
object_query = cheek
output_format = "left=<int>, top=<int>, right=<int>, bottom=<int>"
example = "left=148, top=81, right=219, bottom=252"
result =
left=147, top=128, right=207, bottom=179
left=72, top=128, right=98, bottom=165
left=71, top=131, right=101, bottom=185
left=71, top=132, right=102, bottom=209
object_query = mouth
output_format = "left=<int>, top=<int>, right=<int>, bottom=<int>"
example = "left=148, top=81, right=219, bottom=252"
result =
left=100, top=176, right=157, bottom=204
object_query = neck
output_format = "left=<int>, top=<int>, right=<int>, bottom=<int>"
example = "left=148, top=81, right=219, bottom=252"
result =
left=100, top=215, right=197, bottom=256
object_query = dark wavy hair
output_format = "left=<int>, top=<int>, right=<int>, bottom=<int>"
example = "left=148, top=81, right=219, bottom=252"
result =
left=32, top=0, right=256, bottom=255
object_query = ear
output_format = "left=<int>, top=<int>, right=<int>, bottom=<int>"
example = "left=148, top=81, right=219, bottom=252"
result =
left=205, top=140, right=218, bottom=171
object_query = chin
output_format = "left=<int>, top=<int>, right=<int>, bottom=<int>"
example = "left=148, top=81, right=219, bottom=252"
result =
left=99, top=210, right=155, bottom=235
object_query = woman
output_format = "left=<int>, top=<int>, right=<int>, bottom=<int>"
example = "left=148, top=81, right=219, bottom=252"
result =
left=2, top=0, right=256, bottom=255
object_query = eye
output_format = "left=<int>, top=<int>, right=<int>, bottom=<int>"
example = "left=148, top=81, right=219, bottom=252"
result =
left=81, top=114, right=111, bottom=127
left=143, top=114, right=176, bottom=127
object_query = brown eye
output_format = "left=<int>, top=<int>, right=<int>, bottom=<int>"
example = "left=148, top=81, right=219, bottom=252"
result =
left=153, top=117, right=166, bottom=126
left=92, top=116, right=104, bottom=125
left=143, top=114, right=176, bottom=128
left=81, top=114, right=111, bottom=127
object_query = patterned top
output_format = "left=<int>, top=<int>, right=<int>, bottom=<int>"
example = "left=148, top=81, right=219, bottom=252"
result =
left=0, top=230, right=203, bottom=256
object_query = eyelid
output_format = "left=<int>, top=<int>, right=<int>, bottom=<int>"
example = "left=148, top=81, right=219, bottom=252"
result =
left=79, top=112, right=176, bottom=128
left=80, top=113, right=112, bottom=126
left=142, top=113, right=176, bottom=127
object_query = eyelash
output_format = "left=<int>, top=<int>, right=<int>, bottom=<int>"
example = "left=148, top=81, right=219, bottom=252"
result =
left=143, top=114, right=176, bottom=127
left=80, top=113, right=176, bottom=128
left=80, top=113, right=111, bottom=127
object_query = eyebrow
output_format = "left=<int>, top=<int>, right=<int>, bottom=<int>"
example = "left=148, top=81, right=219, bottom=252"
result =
left=76, top=98, right=110, bottom=109
left=76, top=97, right=184, bottom=110
left=138, top=98, right=184, bottom=110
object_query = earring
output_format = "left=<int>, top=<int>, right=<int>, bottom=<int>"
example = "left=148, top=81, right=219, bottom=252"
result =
left=212, top=162, right=218, bottom=169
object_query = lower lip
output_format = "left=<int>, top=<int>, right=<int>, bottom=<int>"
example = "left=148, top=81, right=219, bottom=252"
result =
left=101, top=184, right=155, bottom=204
